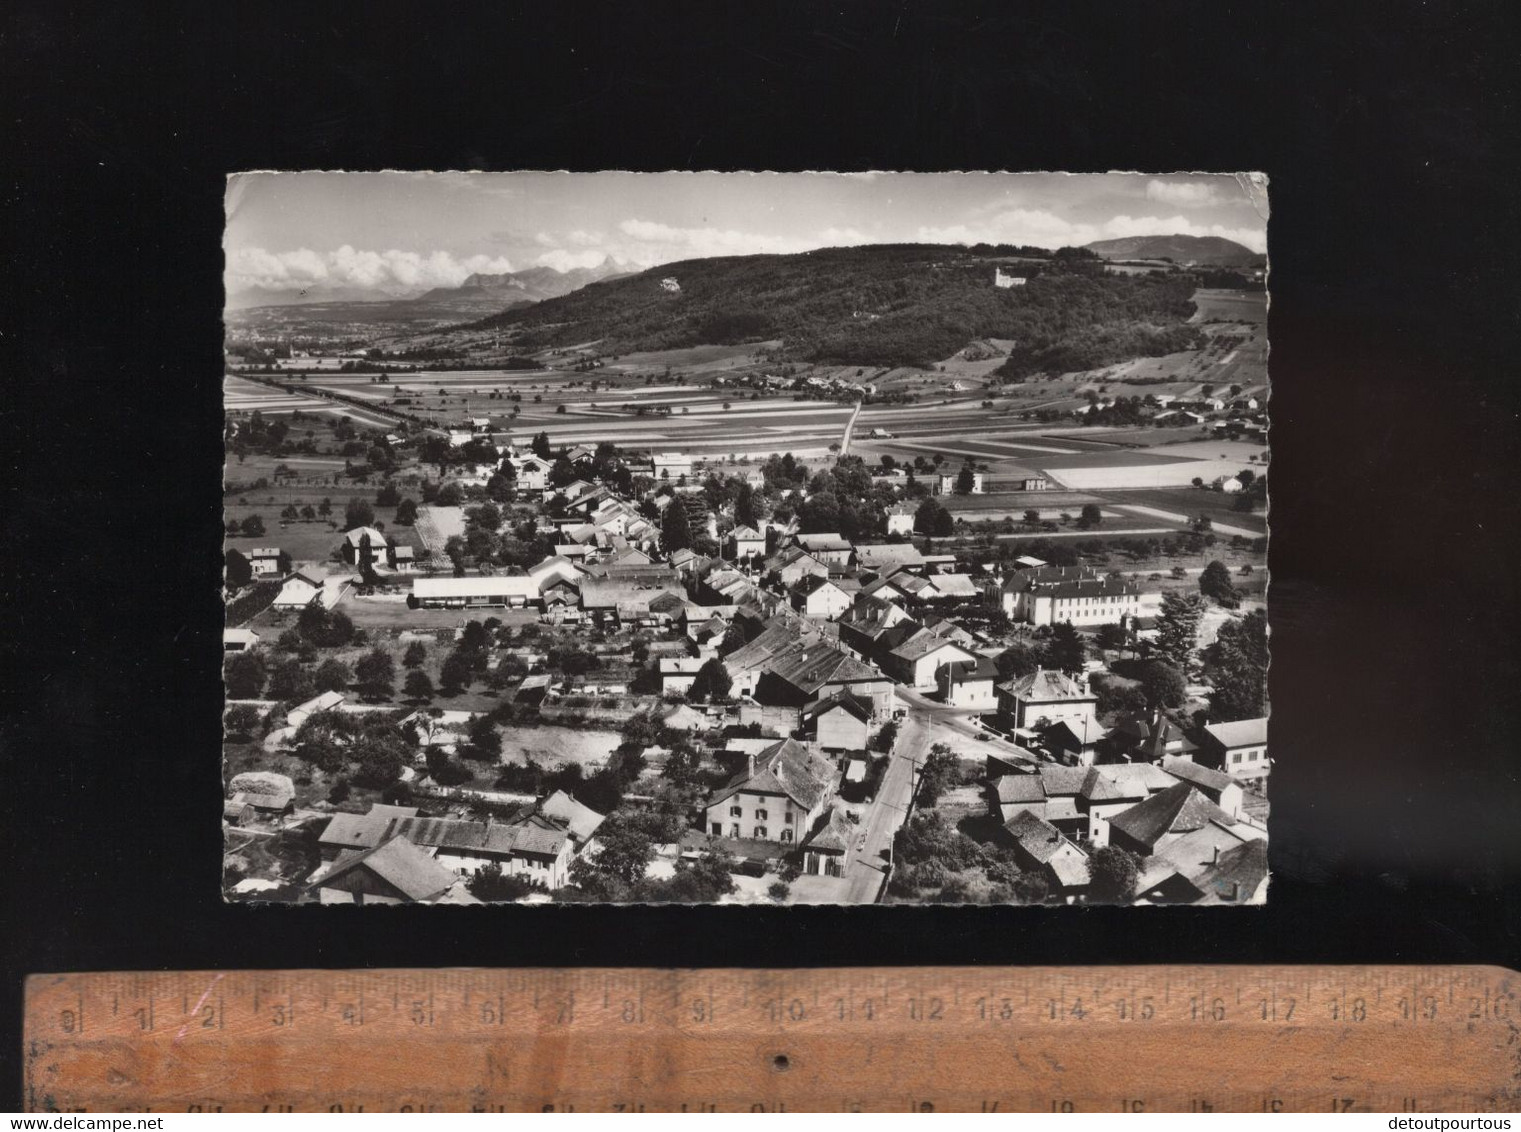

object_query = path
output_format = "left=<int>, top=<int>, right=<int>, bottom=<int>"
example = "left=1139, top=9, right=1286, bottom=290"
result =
left=839, top=399, right=863, bottom=456
left=1111, top=504, right=1264, bottom=540
left=840, top=740, right=917, bottom=903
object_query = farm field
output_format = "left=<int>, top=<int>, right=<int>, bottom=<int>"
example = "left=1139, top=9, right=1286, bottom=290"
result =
left=1044, top=439, right=1266, bottom=490
left=1103, top=488, right=1268, bottom=535
left=943, top=490, right=1103, bottom=512
left=1190, top=288, right=1269, bottom=324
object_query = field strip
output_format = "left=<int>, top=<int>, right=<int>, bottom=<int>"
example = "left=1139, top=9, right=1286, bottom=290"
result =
left=1112, top=504, right=1263, bottom=539
left=890, top=439, right=1081, bottom=458
left=994, top=526, right=1178, bottom=540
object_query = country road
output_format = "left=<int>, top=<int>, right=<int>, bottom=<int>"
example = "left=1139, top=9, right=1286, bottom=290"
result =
left=839, top=399, right=863, bottom=455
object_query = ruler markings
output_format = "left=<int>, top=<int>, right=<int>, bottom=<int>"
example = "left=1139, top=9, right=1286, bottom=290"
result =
left=22, top=967, right=1520, bottom=1112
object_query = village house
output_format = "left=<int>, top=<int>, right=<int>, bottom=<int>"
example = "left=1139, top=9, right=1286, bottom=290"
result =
left=1000, top=565, right=1148, bottom=626
left=997, top=667, right=1096, bottom=730
left=318, top=804, right=577, bottom=889
left=309, top=836, right=479, bottom=906
left=934, top=470, right=984, bottom=495
left=272, top=566, right=327, bottom=609
left=997, top=810, right=1088, bottom=896
left=509, top=454, right=552, bottom=492
left=800, top=690, right=874, bottom=751
left=1106, top=782, right=1246, bottom=864
left=703, top=738, right=839, bottom=845
left=765, top=546, right=830, bottom=586
left=726, top=524, right=767, bottom=561
left=1196, top=717, right=1271, bottom=793
left=881, top=626, right=979, bottom=691
left=755, top=639, right=895, bottom=714
left=791, top=575, right=853, bottom=620
left=658, top=656, right=707, bottom=695
left=1135, top=836, right=1269, bottom=906
left=223, top=627, right=260, bottom=653
left=793, top=532, right=853, bottom=566
left=342, top=526, right=390, bottom=567
left=249, top=547, right=285, bottom=576
left=801, top=807, right=855, bottom=877
left=884, top=503, right=916, bottom=537
left=936, top=655, right=999, bottom=709
left=854, top=542, right=926, bottom=575
left=1160, top=756, right=1246, bottom=819
left=651, top=452, right=693, bottom=482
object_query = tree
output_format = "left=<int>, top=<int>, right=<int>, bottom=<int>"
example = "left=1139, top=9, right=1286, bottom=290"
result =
left=1199, top=559, right=1239, bottom=606
left=1138, top=659, right=1187, bottom=709
left=223, top=703, right=263, bottom=741
left=403, top=670, right=435, bottom=701
left=224, top=548, right=252, bottom=589
left=468, top=863, right=537, bottom=902
left=376, top=482, right=400, bottom=507
left=1010, top=872, right=1049, bottom=905
left=353, top=647, right=395, bottom=699
left=440, top=649, right=475, bottom=692
left=239, top=514, right=265, bottom=537
left=734, top=481, right=758, bottom=528
left=1045, top=621, right=1087, bottom=673
left=344, top=497, right=375, bottom=531
left=994, top=640, right=1044, bottom=680
left=395, top=498, right=418, bottom=525
left=1087, top=846, right=1142, bottom=903
left=463, top=713, right=500, bottom=761
left=1022, top=508, right=1040, bottom=526
left=1154, top=591, right=1205, bottom=675
left=955, top=463, right=977, bottom=494
left=313, top=658, right=352, bottom=694
left=317, top=498, right=332, bottom=518
left=437, top=481, right=464, bottom=507
left=402, top=640, right=428, bottom=668
left=1078, top=503, right=1103, bottom=530
left=660, top=496, right=693, bottom=553
left=1206, top=609, right=1268, bottom=722
left=224, top=650, right=267, bottom=699
left=689, top=657, right=732, bottom=703
left=767, top=880, right=790, bottom=902
left=1094, top=622, right=1129, bottom=653
left=916, top=744, right=960, bottom=807
left=531, top=431, right=552, bottom=460
left=913, top=496, right=946, bottom=536
left=267, top=658, right=315, bottom=703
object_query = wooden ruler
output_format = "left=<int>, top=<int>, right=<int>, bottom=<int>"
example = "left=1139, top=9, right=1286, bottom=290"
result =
left=23, top=966, right=1521, bottom=1112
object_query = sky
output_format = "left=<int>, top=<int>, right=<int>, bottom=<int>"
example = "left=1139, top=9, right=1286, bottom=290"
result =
left=225, top=171, right=1269, bottom=301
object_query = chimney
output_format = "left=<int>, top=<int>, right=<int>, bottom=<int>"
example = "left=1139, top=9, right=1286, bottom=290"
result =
left=747, top=751, right=756, bottom=777
left=1212, top=845, right=1221, bottom=864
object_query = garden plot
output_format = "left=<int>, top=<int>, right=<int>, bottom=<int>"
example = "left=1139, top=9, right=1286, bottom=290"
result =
left=496, top=725, right=621, bottom=770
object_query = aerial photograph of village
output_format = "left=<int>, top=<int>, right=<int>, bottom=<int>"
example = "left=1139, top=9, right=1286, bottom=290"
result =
left=222, top=171, right=1270, bottom=906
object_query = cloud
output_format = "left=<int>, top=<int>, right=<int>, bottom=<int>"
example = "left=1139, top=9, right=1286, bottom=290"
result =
left=534, top=248, right=612, bottom=272
left=916, top=208, right=1265, bottom=253
left=226, top=245, right=515, bottom=294
left=1145, top=179, right=1222, bottom=206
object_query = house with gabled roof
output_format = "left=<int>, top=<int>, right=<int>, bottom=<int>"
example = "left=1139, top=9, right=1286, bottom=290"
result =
left=756, top=639, right=894, bottom=713
left=997, top=667, right=1098, bottom=731
left=309, top=835, right=473, bottom=905
left=801, top=806, right=855, bottom=877
left=1106, top=781, right=1239, bottom=859
left=272, top=567, right=327, bottom=609
left=881, top=626, right=979, bottom=691
left=703, top=738, right=840, bottom=845
left=937, top=654, right=999, bottom=709
left=765, top=545, right=830, bottom=586
left=249, top=546, right=285, bottom=576
left=800, top=690, right=874, bottom=751
left=998, top=810, right=1088, bottom=895
left=791, top=574, right=853, bottom=621
left=726, top=525, right=766, bottom=561
left=1160, top=756, right=1245, bottom=818
left=854, top=542, right=925, bottom=574
left=884, top=502, right=916, bottom=538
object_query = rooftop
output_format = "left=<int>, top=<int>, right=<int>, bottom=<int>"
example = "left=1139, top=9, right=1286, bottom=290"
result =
left=1203, top=718, right=1269, bottom=749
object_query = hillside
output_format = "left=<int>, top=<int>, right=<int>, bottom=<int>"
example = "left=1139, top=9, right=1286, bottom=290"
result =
left=411, top=261, right=631, bottom=311
left=473, top=243, right=1204, bottom=372
left=1084, top=234, right=1261, bottom=266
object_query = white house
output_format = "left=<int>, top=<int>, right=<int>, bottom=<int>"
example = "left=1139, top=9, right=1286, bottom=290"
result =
left=273, top=568, right=326, bottom=609
left=1001, top=565, right=1148, bottom=626
left=652, top=452, right=693, bottom=482
left=935, top=470, right=985, bottom=495
left=249, top=547, right=284, bottom=576
left=997, top=667, right=1098, bottom=731
left=994, top=268, right=1028, bottom=288
left=884, top=503, right=916, bottom=537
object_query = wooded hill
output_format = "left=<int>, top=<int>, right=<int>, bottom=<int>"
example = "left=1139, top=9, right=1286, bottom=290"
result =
left=473, top=243, right=1203, bottom=373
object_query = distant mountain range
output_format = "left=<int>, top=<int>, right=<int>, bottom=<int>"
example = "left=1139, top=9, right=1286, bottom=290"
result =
left=472, top=242, right=1205, bottom=371
left=1083, top=234, right=1264, bottom=266
left=225, top=259, right=631, bottom=317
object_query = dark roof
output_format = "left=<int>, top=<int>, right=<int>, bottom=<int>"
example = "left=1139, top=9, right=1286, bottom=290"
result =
left=801, top=689, right=873, bottom=724
left=313, top=835, right=458, bottom=902
left=766, top=641, right=885, bottom=693
left=708, top=738, right=838, bottom=812
left=999, top=667, right=1093, bottom=701
left=803, top=807, right=854, bottom=852
left=946, top=654, right=999, bottom=682
left=1161, top=756, right=1237, bottom=794
left=1108, top=783, right=1235, bottom=851
left=1002, top=809, right=1072, bottom=863
left=1194, top=838, right=1269, bottom=903
left=994, top=774, right=1046, bottom=805
left=1003, top=564, right=1140, bottom=599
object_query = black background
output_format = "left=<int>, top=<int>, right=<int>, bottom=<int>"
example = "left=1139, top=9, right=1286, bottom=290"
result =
left=5, top=1, right=1519, bottom=1110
